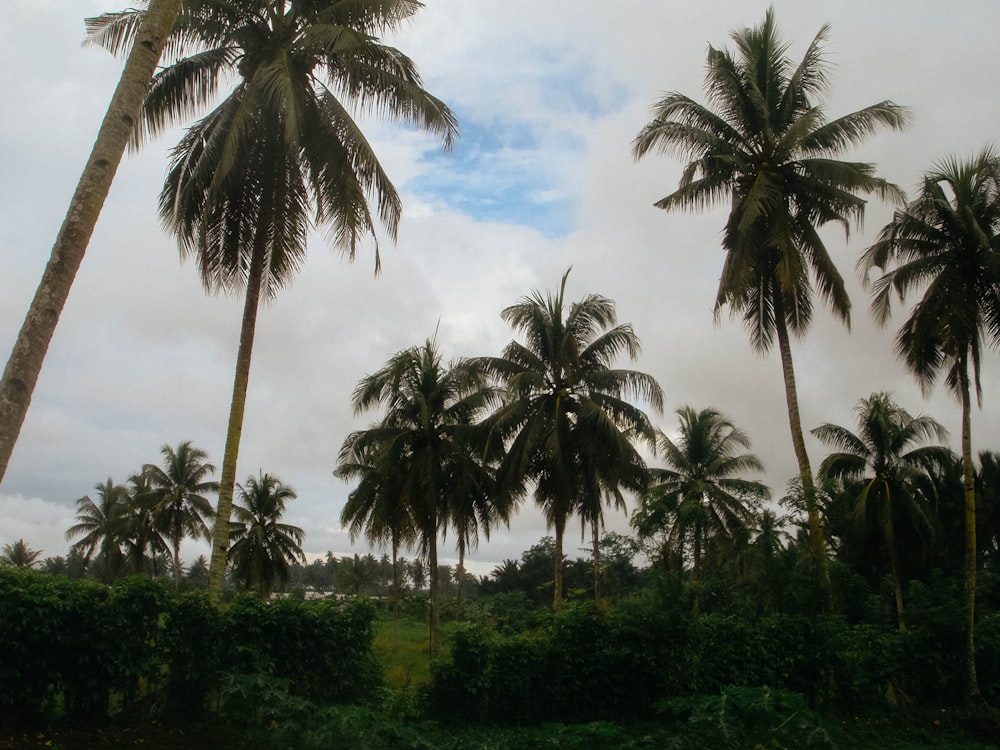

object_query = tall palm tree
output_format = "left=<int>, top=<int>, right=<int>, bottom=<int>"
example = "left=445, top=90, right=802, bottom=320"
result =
left=86, top=0, right=458, bottom=602
left=0, top=0, right=184, bottom=484
left=476, top=270, right=663, bottom=608
left=632, top=9, right=908, bottom=602
left=860, top=149, right=1000, bottom=698
left=632, top=407, right=770, bottom=580
left=228, top=471, right=305, bottom=599
left=340, top=338, right=495, bottom=656
left=66, top=478, right=131, bottom=582
left=812, top=392, right=952, bottom=631
left=144, top=441, right=218, bottom=588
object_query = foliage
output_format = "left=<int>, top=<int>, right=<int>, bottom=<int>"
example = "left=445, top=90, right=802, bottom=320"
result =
left=657, top=686, right=838, bottom=749
left=633, top=8, right=908, bottom=602
left=1, top=538, right=42, bottom=568
left=634, top=406, right=769, bottom=581
left=476, top=270, right=663, bottom=606
left=228, top=472, right=305, bottom=599
left=0, top=568, right=379, bottom=729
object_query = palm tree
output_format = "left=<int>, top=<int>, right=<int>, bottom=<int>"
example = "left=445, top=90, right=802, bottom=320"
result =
left=812, top=392, right=952, bottom=631
left=66, top=478, right=131, bottom=582
left=633, top=407, right=770, bottom=581
left=1, top=539, right=42, bottom=568
left=144, top=441, right=218, bottom=588
left=336, top=435, right=417, bottom=616
left=442, top=432, right=504, bottom=614
left=121, top=468, right=170, bottom=576
left=228, top=472, right=305, bottom=599
left=860, top=149, right=1000, bottom=698
left=341, top=338, right=495, bottom=656
left=80, top=0, right=458, bottom=602
left=0, top=0, right=184, bottom=484
left=632, top=9, right=908, bottom=602
left=476, top=270, right=663, bottom=608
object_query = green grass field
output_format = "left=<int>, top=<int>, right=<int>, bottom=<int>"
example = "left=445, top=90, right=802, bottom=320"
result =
left=373, top=614, right=454, bottom=689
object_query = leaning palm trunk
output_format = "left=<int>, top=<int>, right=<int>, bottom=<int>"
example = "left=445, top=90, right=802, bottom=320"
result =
left=774, top=300, right=833, bottom=611
left=959, top=365, right=981, bottom=700
left=207, top=244, right=266, bottom=602
left=0, top=0, right=183, bottom=484
left=774, top=297, right=832, bottom=609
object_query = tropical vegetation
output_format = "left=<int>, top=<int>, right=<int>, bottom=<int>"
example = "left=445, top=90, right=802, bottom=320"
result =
left=336, top=337, right=498, bottom=656
left=3, top=5, right=1000, bottom=749
left=860, top=149, right=1000, bottom=697
left=632, top=7, right=909, bottom=603
left=474, top=270, right=663, bottom=607
left=228, top=472, right=306, bottom=599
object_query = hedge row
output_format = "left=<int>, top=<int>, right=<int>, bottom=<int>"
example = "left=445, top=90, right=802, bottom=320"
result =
left=428, top=601, right=1000, bottom=724
left=0, top=568, right=380, bottom=727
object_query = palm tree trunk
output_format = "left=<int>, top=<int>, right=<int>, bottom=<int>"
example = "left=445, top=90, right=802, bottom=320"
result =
left=391, top=540, right=399, bottom=651
left=428, top=533, right=440, bottom=660
left=456, top=544, right=466, bottom=619
left=553, top=515, right=566, bottom=610
left=172, top=518, right=182, bottom=589
left=592, top=518, right=601, bottom=602
left=207, top=243, right=267, bottom=602
left=959, top=364, right=981, bottom=700
left=887, top=513, right=906, bottom=632
left=0, top=0, right=183, bottom=485
left=773, top=299, right=832, bottom=609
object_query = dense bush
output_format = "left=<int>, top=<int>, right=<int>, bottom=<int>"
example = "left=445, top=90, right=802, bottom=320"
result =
left=0, top=568, right=379, bottom=729
left=426, top=595, right=993, bottom=725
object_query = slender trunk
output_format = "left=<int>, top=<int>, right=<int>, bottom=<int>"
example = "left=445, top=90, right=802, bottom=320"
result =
left=553, top=514, right=566, bottom=610
left=592, top=518, right=601, bottom=602
left=887, top=512, right=906, bottom=632
left=959, top=365, right=980, bottom=700
left=693, top=530, right=701, bottom=581
left=391, top=540, right=399, bottom=651
left=207, top=243, right=267, bottom=602
left=172, top=519, right=182, bottom=589
left=773, top=299, right=832, bottom=609
left=0, top=0, right=183, bottom=484
left=457, top=544, right=466, bottom=619
left=428, top=530, right=440, bottom=660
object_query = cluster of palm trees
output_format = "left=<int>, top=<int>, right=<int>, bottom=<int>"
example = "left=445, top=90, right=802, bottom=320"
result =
left=632, top=8, right=1000, bottom=700
left=627, top=394, right=996, bottom=631
left=62, top=441, right=303, bottom=597
left=0, top=0, right=995, bottom=706
left=336, top=271, right=663, bottom=652
left=0, top=0, right=456, bottom=606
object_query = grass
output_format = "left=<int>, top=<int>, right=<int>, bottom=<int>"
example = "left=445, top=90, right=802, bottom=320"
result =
left=372, top=613, right=455, bottom=689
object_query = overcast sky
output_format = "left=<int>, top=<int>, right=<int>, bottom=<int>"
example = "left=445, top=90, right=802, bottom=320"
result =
left=2, top=0, right=999, bottom=575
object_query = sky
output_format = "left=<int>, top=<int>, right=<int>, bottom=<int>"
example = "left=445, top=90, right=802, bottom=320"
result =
left=1, top=0, right=999, bottom=576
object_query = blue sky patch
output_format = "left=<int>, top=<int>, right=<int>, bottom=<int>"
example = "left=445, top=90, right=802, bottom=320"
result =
left=408, top=115, right=581, bottom=237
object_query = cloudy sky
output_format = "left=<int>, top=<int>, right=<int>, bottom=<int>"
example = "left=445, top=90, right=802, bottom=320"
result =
left=2, top=0, right=999, bottom=574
